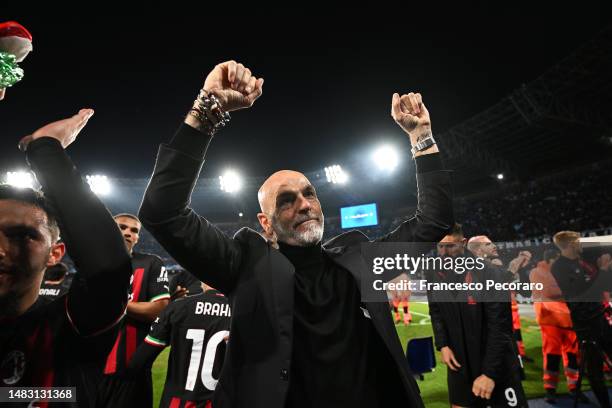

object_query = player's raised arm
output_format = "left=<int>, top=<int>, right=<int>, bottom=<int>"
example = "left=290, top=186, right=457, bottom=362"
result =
left=22, top=109, right=133, bottom=336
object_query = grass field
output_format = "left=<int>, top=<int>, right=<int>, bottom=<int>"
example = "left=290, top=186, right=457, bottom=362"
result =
left=394, top=303, right=555, bottom=407
left=151, top=302, right=576, bottom=407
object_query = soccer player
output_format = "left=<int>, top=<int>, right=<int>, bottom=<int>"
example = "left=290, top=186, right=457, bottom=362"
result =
left=128, top=281, right=231, bottom=408
left=428, top=225, right=527, bottom=407
left=97, top=213, right=171, bottom=407
left=0, top=109, right=132, bottom=407
left=38, top=261, right=72, bottom=300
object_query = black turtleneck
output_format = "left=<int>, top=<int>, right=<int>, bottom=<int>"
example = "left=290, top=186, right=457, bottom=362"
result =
left=279, top=241, right=378, bottom=408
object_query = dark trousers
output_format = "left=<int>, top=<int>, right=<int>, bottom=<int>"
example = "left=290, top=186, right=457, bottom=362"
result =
left=577, top=317, right=612, bottom=408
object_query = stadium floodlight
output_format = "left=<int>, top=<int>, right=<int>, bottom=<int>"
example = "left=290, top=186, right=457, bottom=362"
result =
left=238, top=212, right=244, bottom=217
left=497, top=173, right=504, bottom=180
left=371, top=145, right=399, bottom=172
left=324, top=165, right=349, bottom=184
left=86, top=174, right=112, bottom=196
left=219, top=170, right=242, bottom=193
left=5, top=171, right=35, bottom=189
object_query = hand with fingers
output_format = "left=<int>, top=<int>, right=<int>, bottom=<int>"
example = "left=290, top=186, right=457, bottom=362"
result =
left=517, top=251, right=532, bottom=267
left=507, top=256, right=524, bottom=275
left=440, top=346, right=462, bottom=372
left=171, top=285, right=189, bottom=301
left=472, top=374, right=495, bottom=400
left=203, top=60, right=264, bottom=112
left=19, top=109, right=94, bottom=151
left=391, top=92, right=432, bottom=143
left=597, top=253, right=611, bottom=271
left=391, top=92, right=438, bottom=157
left=508, top=251, right=532, bottom=274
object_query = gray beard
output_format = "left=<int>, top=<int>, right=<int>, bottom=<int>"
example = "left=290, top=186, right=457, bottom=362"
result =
left=273, top=216, right=324, bottom=247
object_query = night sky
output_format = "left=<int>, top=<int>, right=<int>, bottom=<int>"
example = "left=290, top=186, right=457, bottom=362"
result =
left=1, top=7, right=611, bottom=182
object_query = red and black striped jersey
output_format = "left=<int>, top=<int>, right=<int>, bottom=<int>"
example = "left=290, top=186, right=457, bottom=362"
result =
left=104, top=252, right=170, bottom=374
left=130, top=289, right=230, bottom=408
left=0, top=137, right=132, bottom=407
left=0, top=296, right=122, bottom=407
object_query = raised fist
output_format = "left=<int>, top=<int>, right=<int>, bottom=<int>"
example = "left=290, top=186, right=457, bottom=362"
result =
left=508, top=256, right=525, bottom=274
left=203, top=60, right=264, bottom=112
left=391, top=92, right=431, bottom=144
left=597, top=253, right=611, bottom=271
left=518, top=251, right=532, bottom=267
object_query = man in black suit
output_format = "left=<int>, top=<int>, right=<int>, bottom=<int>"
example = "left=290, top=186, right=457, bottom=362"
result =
left=139, top=60, right=454, bottom=408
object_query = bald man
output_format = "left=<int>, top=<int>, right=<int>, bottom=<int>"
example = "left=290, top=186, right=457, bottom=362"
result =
left=139, top=61, right=454, bottom=408
left=468, top=235, right=533, bottom=361
left=429, top=227, right=528, bottom=407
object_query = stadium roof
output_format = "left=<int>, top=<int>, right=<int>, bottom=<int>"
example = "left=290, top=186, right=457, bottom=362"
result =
left=438, top=25, right=612, bottom=192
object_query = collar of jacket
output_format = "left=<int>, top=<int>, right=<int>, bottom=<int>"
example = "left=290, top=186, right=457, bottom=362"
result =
left=237, top=226, right=370, bottom=256
left=237, top=226, right=373, bottom=279
left=235, top=227, right=386, bottom=301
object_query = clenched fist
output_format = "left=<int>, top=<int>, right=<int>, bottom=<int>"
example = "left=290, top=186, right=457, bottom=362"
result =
left=391, top=92, right=432, bottom=146
left=203, top=60, right=264, bottom=112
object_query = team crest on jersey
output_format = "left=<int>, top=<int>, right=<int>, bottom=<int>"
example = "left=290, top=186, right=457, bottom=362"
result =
left=1, top=350, right=26, bottom=385
left=157, top=266, right=168, bottom=283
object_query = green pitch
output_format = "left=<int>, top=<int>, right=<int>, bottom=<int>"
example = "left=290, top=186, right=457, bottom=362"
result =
left=151, top=302, right=570, bottom=407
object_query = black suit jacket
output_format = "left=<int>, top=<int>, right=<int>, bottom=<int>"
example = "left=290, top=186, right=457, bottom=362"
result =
left=427, top=262, right=516, bottom=382
left=139, top=124, right=454, bottom=407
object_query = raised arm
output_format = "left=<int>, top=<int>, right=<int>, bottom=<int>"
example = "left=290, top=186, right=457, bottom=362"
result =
left=138, top=61, right=264, bottom=294
left=22, top=109, right=132, bottom=336
left=379, top=93, right=453, bottom=243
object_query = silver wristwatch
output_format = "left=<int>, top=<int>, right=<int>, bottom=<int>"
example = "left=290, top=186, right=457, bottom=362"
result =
left=411, top=135, right=436, bottom=155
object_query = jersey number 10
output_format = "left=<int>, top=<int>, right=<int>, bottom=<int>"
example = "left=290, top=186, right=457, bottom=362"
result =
left=185, top=328, right=230, bottom=391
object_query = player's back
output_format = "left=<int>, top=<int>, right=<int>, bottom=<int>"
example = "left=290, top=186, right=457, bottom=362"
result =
left=157, top=289, right=231, bottom=408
